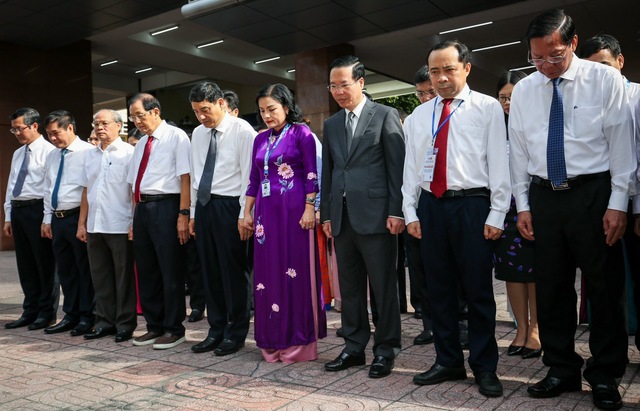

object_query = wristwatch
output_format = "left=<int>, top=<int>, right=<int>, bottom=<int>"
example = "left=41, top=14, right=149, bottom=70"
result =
left=178, top=209, right=189, bottom=215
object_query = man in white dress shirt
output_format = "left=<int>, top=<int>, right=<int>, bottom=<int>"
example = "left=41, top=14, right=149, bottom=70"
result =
left=41, top=110, right=95, bottom=336
left=579, top=33, right=640, bottom=355
left=402, top=40, right=510, bottom=397
left=509, top=10, right=635, bottom=410
left=188, top=81, right=255, bottom=356
left=4, top=108, right=58, bottom=330
left=126, top=93, right=191, bottom=350
left=77, top=109, right=137, bottom=343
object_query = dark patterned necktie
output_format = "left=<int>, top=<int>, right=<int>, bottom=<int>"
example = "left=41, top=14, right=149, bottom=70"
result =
left=547, top=78, right=567, bottom=185
left=198, top=129, right=218, bottom=206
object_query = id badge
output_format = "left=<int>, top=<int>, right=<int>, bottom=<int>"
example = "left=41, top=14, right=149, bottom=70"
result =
left=422, top=148, right=437, bottom=182
left=261, top=180, right=271, bottom=197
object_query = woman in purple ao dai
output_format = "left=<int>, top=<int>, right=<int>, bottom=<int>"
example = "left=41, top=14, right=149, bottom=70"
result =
left=243, top=83, right=327, bottom=363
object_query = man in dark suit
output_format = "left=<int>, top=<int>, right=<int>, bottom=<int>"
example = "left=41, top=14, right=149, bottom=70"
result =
left=321, top=55, right=405, bottom=378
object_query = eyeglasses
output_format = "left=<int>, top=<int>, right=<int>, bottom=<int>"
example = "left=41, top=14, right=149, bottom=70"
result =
left=327, top=81, right=358, bottom=93
left=128, top=110, right=151, bottom=122
left=527, top=47, right=569, bottom=66
left=498, top=95, right=511, bottom=103
left=91, top=121, right=114, bottom=129
left=10, top=124, right=31, bottom=135
left=415, top=90, right=437, bottom=98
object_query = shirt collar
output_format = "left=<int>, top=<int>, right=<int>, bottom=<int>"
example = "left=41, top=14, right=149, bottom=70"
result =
left=542, top=52, right=579, bottom=85
left=99, top=136, right=125, bottom=152
left=148, top=120, right=168, bottom=139
left=347, top=96, right=367, bottom=119
left=211, top=112, right=230, bottom=134
left=27, top=135, right=47, bottom=150
left=438, top=84, right=471, bottom=105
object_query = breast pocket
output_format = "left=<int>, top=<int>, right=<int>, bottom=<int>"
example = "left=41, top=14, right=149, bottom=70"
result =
left=572, top=106, right=601, bottom=138
left=107, top=165, right=126, bottom=183
left=456, top=125, right=485, bottom=154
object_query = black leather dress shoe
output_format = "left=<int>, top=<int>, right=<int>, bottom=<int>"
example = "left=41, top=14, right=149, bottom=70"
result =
left=44, top=319, right=78, bottom=334
left=324, top=352, right=366, bottom=372
left=521, top=347, right=542, bottom=359
left=5, top=316, right=35, bottom=329
left=369, top=355, right=394, bottom=378
left=591, top=382, right=622, bottom=410
left=70, top=321, right=94, bottom=337
left=188, top=309, right=204, bottom=323
left=413, top=308, right=423, bottom=319
left=507, top=344, right=524, bottom=356
left=336, top=327, right=344, bottom=338
left=214, top=339, right=244, bottom=356
left=527, top=376, right=582, bottom=398
left=413, top=363, right=467, bottom=385
left=28, top=318, right=53, bottom=331
left=475, top=371, right=503, bottom=397
left=115, top=330, right=133, bottom=343
left=191, top=337, right=221, bottom=353
left=84, top=327, right=116, bottom=340
left=413, top=329, right=434, bottom=345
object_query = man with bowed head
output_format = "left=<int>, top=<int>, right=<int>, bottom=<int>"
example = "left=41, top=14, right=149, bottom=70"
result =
left=321, top=55, right=405, bottom=378
left=509, top=9, right=635, bottom=410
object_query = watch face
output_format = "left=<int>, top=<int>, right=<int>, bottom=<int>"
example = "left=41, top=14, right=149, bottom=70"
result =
left=179, top=209, right=189, bottom=215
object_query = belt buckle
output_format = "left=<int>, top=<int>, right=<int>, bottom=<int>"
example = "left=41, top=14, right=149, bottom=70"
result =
left=54, top=211, right=65, bottom=218
left=551, top=181, right=570, bottom=191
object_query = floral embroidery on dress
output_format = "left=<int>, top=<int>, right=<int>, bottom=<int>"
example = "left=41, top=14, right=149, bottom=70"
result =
left=274, top=155, right=294, bottom=194
left=255, top=216, right=265, bottom=245
left=270, top=303, right=280, bottom=319
left=286, top=268, right=297, bottom=279
left=307, top=172, right=317, bottom=180
left=256, top=283, right=265, bottom=295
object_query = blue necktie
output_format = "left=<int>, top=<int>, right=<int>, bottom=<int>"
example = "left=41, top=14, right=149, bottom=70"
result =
left=197, top=129, right=218, bottom=206
left=12, top=147, right=29, bottom=198
left=547, top=78, right=567, bottom=185
left=51, top=148, right=68, bottom=210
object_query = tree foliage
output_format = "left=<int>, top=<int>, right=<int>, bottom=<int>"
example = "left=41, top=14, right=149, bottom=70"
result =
left=375, top=94, right=420, bottom=117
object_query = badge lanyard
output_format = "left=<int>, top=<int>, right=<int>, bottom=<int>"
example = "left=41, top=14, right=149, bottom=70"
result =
left=422, top=97, right=465, bottom=182
left=262, top=123, right=291, bottom=197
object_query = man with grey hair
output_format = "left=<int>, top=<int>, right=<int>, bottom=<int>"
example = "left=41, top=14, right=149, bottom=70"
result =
left=77, top=109, right=137, bottom=342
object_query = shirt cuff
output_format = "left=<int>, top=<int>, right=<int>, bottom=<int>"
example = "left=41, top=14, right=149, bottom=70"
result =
left=403, top=207, right=418, bottom=225
left=486, top=209, right=507, bottom=230
left=608, top=190, right=630, bottom=212
left=43, top=214, right=52, bottom=225
left=514, top=193, right=530, bottom=213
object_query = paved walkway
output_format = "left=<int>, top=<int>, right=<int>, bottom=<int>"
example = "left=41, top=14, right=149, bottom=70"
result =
left=1, top=250, right=638, bottom=410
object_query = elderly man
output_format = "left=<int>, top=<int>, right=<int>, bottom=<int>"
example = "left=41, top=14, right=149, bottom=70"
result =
left=42, top=110, right=95, bottom=336
left=509, top=10, right=635, bottom=410
left=126, top=93, right=191, bottom=350
left=188, top=81, right=255, bottom=356
left=4, top=108, right=58, bottom=330
left=402, top=40, right=510, bottom=397
left=76, top=109, right=137, bottom=342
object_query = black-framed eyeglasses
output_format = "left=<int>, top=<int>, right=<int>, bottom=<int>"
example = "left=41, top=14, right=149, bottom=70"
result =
left=10, top=124, right=32, bottom=135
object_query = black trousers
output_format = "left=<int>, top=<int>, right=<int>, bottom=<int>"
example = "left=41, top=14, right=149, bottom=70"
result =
left=194, top=196, right=249, bottom=342
left=133, top=197, right=186, bottom=336
left=418, top=191, right=497, bottom=373
left=334, top=208, right=401, bottom=359
left=624, top=203, right=640, bottom=350
left=184, top=238, right=205, bottom=311
left=530, top=177, right=627, bottom=382
left=404, top=231, right=432, bottom=330
left=86, top=233, right=136, bottom=332
left=11, top=201, right=58, bottom=321
left=51, top=212, right=95, bottom=323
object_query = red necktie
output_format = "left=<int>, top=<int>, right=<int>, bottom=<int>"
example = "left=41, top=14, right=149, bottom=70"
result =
left=134, top=135, right=154, bottom=203
left=431, top=99, right=453, bottom=198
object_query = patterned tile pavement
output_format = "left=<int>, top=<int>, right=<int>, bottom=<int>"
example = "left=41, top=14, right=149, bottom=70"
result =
left=1, top=250, right=639, bottom=410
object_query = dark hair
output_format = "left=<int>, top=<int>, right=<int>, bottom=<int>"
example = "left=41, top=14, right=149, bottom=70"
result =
left=189, top=81, right=223, bottom=103
left=525, top=9, right=575, bottom=48
left=578, top=34, right=621, bottom=59
left=329, top=55, right=366, bottom=81
left=255, top=83, right=303, bottom=124
left=496, top=71, right=527, bottom=96
left=10, top=107, right=40, bottom=126
left=128, top=127, right=144, bottom=140
left=427, top=40, right=471, bottom=65
left=414, top=65, right=430, bottom=84
left=222, top=90, right=240, bottom=111
left=44, top=110, right=76, bottom=133
left=128, top=92, right=161, bottom=112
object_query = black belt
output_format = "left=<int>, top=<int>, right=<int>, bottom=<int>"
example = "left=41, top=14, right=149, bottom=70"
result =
left=210, top=194, right=240, bottom=200
left=438, top=187, right=490, bottom=198
left=54, top=207, right=80, bottom=218
left=531, top=171, right=609, bottom=191
left=11, top=198, right=43, bottom=208
left=139, top=194, right=180, bottom=203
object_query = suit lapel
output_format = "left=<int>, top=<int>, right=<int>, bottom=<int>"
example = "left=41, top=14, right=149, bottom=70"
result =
left=347, top=100, right=375, bottom=161
left=334, top=110, right=349, bottom=162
